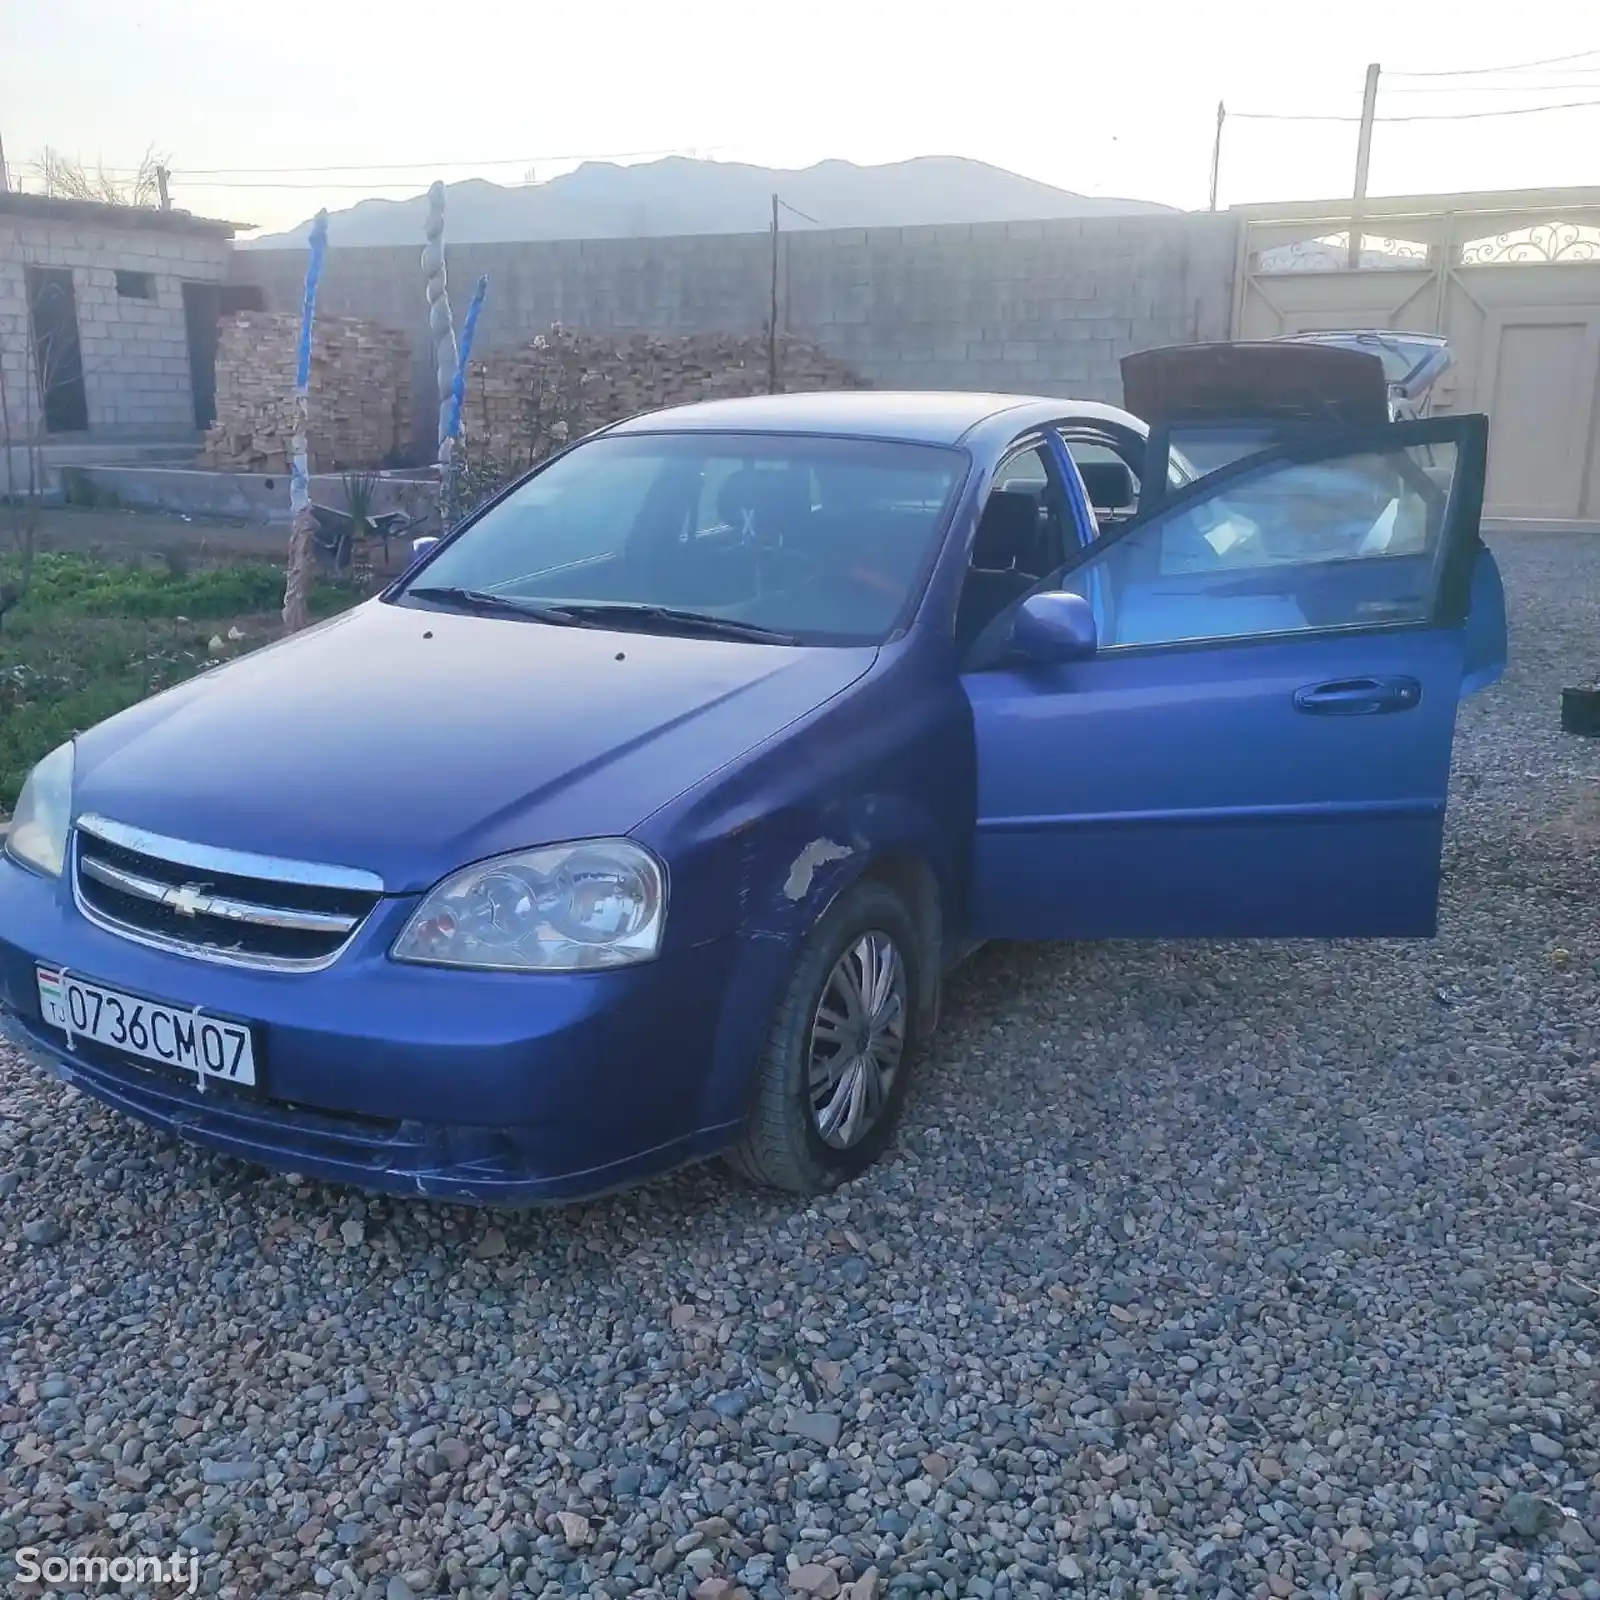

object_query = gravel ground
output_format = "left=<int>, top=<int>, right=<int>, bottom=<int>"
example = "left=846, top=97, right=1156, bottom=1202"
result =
left=1, top=530, right=1597, bottom=1600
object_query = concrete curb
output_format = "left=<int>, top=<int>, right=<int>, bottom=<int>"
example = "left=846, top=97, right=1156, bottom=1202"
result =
left=57, top=464, right=439, bottom=526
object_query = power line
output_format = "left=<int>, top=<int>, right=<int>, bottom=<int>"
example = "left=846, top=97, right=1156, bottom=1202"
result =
left=1233, top=97, right=1600, bottom=123
left=1378, top=96, right=1600, bottom=120
left=1215, top=58, right=1600, bottom=212
left=1380, top=77, right=1600, bottom=94
left=1386, top=46, right=1600, bottom=79
left=775, top=196, right=825, bottom=226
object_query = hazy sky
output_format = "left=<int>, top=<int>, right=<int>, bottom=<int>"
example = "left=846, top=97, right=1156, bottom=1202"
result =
left=4, top=0, right=1598, bottom=235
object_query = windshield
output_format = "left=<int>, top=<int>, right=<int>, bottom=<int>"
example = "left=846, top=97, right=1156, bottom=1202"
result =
left=405, top=432, right=966, bottom=645
left=1370, top=344, right=1420, bottom=384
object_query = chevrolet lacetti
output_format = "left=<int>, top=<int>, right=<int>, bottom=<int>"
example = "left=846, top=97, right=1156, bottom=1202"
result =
left=0, top=344, right=1508, bottom=1202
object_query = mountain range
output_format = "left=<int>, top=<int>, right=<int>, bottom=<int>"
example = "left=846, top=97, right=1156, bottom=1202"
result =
left=241, top=155, right=1175, bottom=249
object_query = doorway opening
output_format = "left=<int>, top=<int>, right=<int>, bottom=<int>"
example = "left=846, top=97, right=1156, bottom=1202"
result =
left=182, top=281, right=266, bottom=430
left=23, top=265, right=90, bottom=433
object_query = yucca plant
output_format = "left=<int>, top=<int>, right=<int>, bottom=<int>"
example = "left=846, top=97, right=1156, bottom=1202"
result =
left=340, top=469, right=380, bottom=571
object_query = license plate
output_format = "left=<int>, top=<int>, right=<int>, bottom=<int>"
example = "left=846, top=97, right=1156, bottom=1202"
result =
left=35, top=967, right=257, bottom=1089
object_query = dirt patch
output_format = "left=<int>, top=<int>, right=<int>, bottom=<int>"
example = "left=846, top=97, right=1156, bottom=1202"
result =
left=1542, top=780, right=1600, bottom=844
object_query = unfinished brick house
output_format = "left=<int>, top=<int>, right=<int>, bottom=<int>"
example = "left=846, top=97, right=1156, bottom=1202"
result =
left=0, top=192, right=258, bottom=454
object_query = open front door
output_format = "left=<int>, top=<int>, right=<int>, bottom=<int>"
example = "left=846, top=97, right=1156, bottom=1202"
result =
left=1124, top=339, right=1505, bottom=698
left=964, top=415, right=1495, bottom=942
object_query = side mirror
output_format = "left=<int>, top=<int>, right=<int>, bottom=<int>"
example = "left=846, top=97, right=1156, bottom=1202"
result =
left=1010, top=591, right=1097, bottom=663
left=398, top=535, right=440, bottom=578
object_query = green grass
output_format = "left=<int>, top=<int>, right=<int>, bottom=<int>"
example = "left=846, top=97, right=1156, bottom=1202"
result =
left=1, top=552, right=360, bottom=810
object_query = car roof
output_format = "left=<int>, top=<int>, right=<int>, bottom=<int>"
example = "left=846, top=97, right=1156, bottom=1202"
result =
left=606, top=390, right=1144, bottom=447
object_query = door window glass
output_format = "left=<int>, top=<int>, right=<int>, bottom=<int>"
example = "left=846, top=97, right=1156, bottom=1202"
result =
left=993, top=446, right=1049, bottom=495
left=1065, top=439, right=1140, bottom=517
left=955, top=445, right=1064, bottom=651
left=1064, top=441, right=1458, bottom=649
left=991, top=444, right=1070, bottom=567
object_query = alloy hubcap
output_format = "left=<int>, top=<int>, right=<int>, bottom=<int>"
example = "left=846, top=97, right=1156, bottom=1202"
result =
left=807, top=930, right=907, bottom=1150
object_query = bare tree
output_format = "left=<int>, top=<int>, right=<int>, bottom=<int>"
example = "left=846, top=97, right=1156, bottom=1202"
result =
left=31, top=145, right=170, bottom=208
left=0, top=324, right=41, bottom=633
left=0, top=260, right=92, bottom=628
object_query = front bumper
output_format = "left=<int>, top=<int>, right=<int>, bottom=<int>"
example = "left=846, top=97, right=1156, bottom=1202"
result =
left=0, top=856, right=751, bottom=1203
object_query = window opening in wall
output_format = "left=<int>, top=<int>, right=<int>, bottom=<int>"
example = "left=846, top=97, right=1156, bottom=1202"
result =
left=115, top=270, right=157, bottom=300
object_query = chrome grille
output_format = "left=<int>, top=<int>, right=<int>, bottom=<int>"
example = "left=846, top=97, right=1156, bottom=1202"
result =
left=72, top=814, right=384, bottom=972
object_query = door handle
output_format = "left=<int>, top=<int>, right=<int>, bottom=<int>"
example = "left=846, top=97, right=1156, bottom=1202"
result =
left=1293, top=676, right=1422, bottom=716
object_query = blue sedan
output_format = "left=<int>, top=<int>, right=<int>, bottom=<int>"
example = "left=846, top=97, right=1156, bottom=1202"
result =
left=0, top=387, right=1506, bottom=1201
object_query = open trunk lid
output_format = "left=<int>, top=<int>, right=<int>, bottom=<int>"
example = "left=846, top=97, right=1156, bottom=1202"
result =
left=1121, top=340, right=1393, bottom=431
left=1273, top=330, right=1453, bottom=405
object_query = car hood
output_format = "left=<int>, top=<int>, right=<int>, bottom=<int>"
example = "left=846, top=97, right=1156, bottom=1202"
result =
left=1121, top=340, right=1392, bottom=429
left=73, top=600, right=876, bottom=892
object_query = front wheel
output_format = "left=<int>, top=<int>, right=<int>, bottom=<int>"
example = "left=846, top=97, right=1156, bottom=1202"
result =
left=727, top=880, right=925, bottom=1194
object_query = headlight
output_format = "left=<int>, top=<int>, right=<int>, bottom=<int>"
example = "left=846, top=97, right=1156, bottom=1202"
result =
left=391, top=839, right=666, bottom=972
left=5, top=742, right=74, bottom=879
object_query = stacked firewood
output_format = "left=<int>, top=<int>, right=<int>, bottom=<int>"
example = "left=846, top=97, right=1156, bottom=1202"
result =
left=458, top=328, right=870, bottom=467
left=201, top=311, right=412, bottom=473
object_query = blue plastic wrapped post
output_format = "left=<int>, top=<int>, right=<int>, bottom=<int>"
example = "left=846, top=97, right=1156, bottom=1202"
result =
left=423, top=182, right=458, bottom=525
left=282, top=209, right=330, bottom=632
left=447, top=274, right=488, bottom=444
left=443, top=274, right=488, bottom=520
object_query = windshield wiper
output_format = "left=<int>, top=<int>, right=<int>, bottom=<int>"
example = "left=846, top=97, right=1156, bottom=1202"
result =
left=408, top=588, right=797, bottom=643
left=405, top=586, right=602, bottom=627
left=544, top=603, right=798, bottom=644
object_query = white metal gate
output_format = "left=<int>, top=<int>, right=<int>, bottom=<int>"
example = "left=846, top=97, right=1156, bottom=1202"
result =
left=1232, top=188, right=1600, bottom=529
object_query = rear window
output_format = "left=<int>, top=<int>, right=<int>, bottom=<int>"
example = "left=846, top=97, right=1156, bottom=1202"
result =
left=1161, top=422, right=1280, bottom=477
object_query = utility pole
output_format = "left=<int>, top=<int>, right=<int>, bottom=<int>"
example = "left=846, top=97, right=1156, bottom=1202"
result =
left=768, top=192, right=779, bottom=394
left=1208, top=101, right=1225, bottom=212
left=1348, top=62, right=1380, bottom=268
left=156, top=163, right=172, bottom=211
left=0, top=130, right=9, bottom=194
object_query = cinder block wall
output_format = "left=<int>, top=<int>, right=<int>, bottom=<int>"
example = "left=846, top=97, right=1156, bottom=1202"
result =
left=233, top=213, right=1240, bottom=461
left=0, top=217, right=230, bottom=437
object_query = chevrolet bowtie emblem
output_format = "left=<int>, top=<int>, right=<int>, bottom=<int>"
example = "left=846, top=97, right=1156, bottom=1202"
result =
left=166, top=883, right=210, bottom=918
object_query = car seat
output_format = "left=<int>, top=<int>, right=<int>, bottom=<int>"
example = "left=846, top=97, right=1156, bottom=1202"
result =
left=954, top=490, right=1046, bottom=652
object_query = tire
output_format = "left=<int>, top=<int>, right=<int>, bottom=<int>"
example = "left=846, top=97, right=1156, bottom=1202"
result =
left=727, top=879, right=926, bottom=1194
